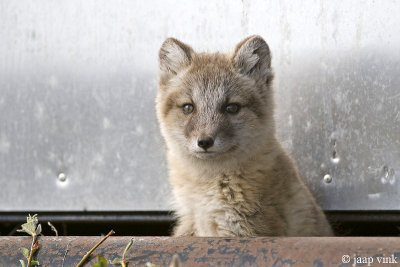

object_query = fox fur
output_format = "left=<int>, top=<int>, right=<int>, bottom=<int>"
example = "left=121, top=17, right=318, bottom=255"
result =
left=156, top=35, right=332, bottom=236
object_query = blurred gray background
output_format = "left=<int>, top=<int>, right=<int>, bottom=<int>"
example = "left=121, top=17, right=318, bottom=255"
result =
left=0, top=0, right=399, bottom=212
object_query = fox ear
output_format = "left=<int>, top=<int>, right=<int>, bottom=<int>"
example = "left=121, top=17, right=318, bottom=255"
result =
left=232, top=35, right=272, bottom=82
left=159, top=38, right=194, bottom=82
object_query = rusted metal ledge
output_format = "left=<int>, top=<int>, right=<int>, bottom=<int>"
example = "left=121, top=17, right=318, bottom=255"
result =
left=1, top=236, right=400, bottom=266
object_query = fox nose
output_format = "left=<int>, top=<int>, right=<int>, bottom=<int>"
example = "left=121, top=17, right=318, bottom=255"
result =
left=197, top=136, right=214, bottom=150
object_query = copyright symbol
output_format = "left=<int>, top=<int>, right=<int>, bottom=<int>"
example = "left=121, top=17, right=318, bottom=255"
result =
left=342, top=255, right=351, bottom=264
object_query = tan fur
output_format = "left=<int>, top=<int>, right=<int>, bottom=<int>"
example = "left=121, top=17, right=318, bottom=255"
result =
left=156, top=35, right=332, bottom=236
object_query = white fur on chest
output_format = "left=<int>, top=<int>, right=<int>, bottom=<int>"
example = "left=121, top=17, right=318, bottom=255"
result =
left=172, top=170, right=260, bottom=236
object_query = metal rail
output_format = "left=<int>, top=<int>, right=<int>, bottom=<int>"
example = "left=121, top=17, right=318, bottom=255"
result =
left=1, top=236, right=400, bottom=266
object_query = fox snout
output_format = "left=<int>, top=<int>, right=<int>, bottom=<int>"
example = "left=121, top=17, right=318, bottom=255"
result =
left=197, top=136, right=214, bottom=150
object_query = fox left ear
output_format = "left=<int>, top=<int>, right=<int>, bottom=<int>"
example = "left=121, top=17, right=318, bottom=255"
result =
left=232, top=35, right=273, bottom=83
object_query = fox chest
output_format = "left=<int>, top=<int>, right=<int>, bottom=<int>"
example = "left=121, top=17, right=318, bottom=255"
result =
left=178, top=174, right=260, bottom=236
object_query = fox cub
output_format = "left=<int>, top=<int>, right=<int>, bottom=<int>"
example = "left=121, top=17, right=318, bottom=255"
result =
left=156, top=35, right=332, bottom=236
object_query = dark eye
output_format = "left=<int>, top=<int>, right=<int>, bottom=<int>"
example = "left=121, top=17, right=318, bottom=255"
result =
left=182, top=104, right=194, bottom=114
left=225, top=103, right=240, bottom=114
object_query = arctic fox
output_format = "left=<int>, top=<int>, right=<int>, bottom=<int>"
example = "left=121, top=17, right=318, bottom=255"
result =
left=156, top=35, right=332, bottom=236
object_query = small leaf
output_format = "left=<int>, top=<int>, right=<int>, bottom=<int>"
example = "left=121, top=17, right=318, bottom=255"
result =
left=30, top=260, right=40, bottom=266
left=24, top=219, right=37, bottom=233
left=17, top=214, right=40, bottom=236
left=17, top=224, right=35, bottom=236
left=20, top=247, right=30, bottom=259
left=19, top=260, right=26, bottom=267
left=35, top=224, right=42, bottom=235
left=109, top=258, right=121, bottom=265
left=94, top=256, right=109, bottom=267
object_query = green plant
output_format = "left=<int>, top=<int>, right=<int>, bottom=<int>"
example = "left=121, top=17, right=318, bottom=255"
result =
left=94, top=256, right=109, bottom=267
left=16, top=214, right=181, bottom=267
left=17, top=214, right=42, bottom=267
left=110, top=238, right=134, bottom=267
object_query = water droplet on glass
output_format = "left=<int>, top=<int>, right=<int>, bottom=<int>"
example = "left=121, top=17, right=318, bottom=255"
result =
left=58, top=172, right=67, bottom=182
left=380, top=166, right=389, bottom=184
left=330, top=139, right=340, bottom=164
left=388, top=168, right=396, bottom=185
left=323, top=174, right=332, bottom=184
left=331, top=150, right=340, bottom=164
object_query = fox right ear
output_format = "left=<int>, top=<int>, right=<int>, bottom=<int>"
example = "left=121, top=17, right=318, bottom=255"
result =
left=159, top=38, right=194, bottom=82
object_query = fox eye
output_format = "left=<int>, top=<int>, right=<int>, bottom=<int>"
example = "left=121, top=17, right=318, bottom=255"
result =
left=225, top=103, right=240, bottom=114
left=182, top=104, right=194, bottom=114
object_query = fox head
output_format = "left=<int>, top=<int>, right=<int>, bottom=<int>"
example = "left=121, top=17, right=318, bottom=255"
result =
left=156, top=36, right=275, bottom=163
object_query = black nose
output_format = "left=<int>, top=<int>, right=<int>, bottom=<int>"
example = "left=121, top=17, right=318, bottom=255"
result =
left=197, top=137, right=214, bottom=150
